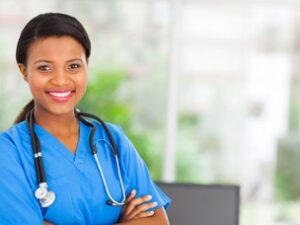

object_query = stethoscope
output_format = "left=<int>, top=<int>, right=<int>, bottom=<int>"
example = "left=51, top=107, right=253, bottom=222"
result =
left=25, top=109, right=126, bottom=208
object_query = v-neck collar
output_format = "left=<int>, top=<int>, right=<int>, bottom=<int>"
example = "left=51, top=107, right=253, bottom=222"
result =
left=33, top=120, right=87, bottom=164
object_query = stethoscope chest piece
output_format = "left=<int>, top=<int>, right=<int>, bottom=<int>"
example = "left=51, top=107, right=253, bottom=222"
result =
left=35, top=182, right=56, bottom=208
left=40, top=190, right=56, bottom=208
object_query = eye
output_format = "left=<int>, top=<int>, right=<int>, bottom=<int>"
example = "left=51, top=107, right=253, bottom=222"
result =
left=38, top=65, right=51, bottom=71
left=68, top=64, right=81, bottom=70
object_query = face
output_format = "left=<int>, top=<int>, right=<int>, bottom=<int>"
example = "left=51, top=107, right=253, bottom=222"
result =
left=19, top=36, right=88, bottom=117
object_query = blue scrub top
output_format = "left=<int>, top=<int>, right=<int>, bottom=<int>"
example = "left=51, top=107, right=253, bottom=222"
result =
left=0, top=120, right=170, bottom=225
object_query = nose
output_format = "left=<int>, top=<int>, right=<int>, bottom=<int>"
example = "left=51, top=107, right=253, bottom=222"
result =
left=50, top=69, right=70, bottom=86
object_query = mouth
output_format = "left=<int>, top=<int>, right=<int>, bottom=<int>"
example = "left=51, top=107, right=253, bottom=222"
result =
left=46, top=90, right=75, bottom=103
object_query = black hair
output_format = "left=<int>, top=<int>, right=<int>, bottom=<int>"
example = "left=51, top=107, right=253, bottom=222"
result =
left=14, top=12, right=91, bottom=124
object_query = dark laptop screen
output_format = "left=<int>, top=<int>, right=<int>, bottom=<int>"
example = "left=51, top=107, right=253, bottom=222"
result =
left=157, top=182, right=240, bottom=225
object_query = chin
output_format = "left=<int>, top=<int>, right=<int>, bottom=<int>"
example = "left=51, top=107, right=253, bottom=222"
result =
left=51, top=107, right=75, bottom=116
left=38, top=104, right=76, bottom=117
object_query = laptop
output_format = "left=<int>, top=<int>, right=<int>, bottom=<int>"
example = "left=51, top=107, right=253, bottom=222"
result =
left=157, top=182, right=240, bottom=225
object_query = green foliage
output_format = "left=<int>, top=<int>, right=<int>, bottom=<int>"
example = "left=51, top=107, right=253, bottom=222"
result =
left=0, top=62, right=6, bottom=130
left=275, top=133, right=300, bottom=201
left=175, top=112, right=202, bottom=183
left=79, top=70, right=130, bottom=126
left=288, top=82, right=299, bottom=131
left=78, top=69, right=161, bottom=179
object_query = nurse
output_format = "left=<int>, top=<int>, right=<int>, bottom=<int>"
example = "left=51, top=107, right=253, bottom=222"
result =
left=0, top=13, right=170, bottom=225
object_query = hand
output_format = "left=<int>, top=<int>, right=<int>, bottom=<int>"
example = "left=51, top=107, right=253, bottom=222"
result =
left=118, top=190, right=158, bottom=223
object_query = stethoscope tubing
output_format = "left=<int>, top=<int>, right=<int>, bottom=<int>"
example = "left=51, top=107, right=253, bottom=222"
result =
left=76, top=111, right=126, bottom=206
left=26, top=109, right=126, bottom=207
left=76, top=111, right=119, bottom=156
left=26, top=111, right=46, bottom=183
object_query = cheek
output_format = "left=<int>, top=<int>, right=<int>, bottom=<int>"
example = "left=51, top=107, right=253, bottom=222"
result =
left=75, top=75, right=88, bottom=95
left=27, top=75, right=47, bottom=94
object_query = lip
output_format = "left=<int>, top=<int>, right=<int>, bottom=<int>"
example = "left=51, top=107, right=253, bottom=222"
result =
left=46, top=89, right=75, bottom=103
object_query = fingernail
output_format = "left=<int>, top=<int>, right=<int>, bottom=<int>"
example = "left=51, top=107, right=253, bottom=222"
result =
left=131, top=189, right=136, bottom=194
left=152, top=202, right=157, bottom=206
left=146, top=195, right=152, bottom=200
left=148, top=211, right=154, bottom=215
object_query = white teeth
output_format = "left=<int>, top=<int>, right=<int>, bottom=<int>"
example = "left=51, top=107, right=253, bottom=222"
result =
left=49, top=91, right=71, bottom=97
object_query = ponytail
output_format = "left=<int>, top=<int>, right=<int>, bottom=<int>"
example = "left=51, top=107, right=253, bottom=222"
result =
left=14, top=100, right=34, bottom=124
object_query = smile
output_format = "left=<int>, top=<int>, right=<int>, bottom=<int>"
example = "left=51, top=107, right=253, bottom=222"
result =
left=46, top=90, right=74, bottom=103
left=48, top=91, right=72, bottom=97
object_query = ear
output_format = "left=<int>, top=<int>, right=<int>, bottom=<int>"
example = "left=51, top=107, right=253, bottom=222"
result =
left=18, top=63, right=28, bottom=82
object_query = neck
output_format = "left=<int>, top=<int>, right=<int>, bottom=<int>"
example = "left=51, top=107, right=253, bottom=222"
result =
left=33, top=108, right=79, bottom=136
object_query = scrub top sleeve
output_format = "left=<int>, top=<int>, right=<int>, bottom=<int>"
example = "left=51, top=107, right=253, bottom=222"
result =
left=117, top=127, right=171, bottom=211
left=0, top=135, right=43, bottom=225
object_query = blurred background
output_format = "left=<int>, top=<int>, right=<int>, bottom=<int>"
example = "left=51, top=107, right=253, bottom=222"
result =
left=1, top=0, right=300, bottom=224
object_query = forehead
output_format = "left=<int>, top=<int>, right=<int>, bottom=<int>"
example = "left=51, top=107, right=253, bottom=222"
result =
left=27, top=36, right=85, bottom=62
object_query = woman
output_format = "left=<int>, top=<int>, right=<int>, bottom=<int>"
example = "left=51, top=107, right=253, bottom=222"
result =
left=0, top=13, right=170, bottom=225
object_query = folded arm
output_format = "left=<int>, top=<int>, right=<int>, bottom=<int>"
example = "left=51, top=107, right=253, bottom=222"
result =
left=116, top=207, right=169, bottom=225
left=117, top=190, right=169, bottom=225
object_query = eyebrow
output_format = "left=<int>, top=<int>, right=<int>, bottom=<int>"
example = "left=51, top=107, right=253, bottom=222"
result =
left=33, top=58, right=83, bottom=64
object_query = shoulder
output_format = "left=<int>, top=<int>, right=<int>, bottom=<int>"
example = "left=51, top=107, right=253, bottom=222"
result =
left=1, top=121, right=29, bottom=139
left=93, top=120, right=127, bottom=145
left=93, top=120, right=136, bottom=157
left=0, top=121, right=29, bottom=155
left=0, top=126, right=16, bottom=150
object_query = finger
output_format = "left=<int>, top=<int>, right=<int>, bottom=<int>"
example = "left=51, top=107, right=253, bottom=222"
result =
left=43, top=221, right=54, bottom=225
left=128, top=201, right=157, bottom=219
left=123, top=195, right=152, bottom=217
left=121, top=190, right=136, bottom=214
left=133, top=210, right=155, bottom=219
left=118, top=208, right=154, bottom=223
left=126, top=189, right=136, bottom=203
